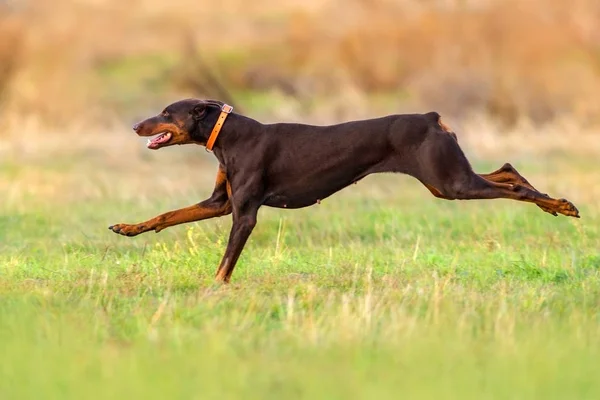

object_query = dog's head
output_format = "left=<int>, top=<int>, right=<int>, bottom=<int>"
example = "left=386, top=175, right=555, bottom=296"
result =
left=132, top=99, right=229, bottom=150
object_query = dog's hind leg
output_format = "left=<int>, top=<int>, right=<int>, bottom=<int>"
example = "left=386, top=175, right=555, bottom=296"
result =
left=109, top=165, right=232, bottom=236
left=478, top=163, right=557, bottom=216
left=454, top=175, right=579, bottom=217
left=412, top=134, right=579, bottom=217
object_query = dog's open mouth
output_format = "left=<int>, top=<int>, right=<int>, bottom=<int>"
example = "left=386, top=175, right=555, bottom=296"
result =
left=146, top=132, right=172, bottom=149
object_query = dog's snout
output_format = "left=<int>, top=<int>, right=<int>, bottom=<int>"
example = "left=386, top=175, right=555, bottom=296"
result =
left=132, top=122, right=142, bottom=133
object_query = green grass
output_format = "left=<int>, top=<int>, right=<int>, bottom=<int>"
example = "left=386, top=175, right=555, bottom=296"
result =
left=1, top=147, right=599, bottom=399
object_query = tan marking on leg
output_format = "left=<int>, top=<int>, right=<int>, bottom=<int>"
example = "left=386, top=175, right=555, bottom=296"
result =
left=215, top=258, right=230, bottom=283
left=424, top=183, right=446, bottom=199
left=151, top=203, right=231, bottom=233
left=215, top=166, right=227, bottom=187
left=479, top=164, right=557, bottom=216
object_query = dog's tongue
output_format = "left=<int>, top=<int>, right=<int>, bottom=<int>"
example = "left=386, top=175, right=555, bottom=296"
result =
left=147, top=132, right=172, bottom=149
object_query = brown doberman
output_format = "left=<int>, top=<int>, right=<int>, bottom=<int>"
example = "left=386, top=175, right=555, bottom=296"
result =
left=109, top=99, right=580, bottom=283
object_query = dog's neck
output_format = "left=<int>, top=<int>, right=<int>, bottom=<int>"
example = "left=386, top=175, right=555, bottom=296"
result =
left=203, top=113, right=263, bottom=167
left=205, top=104, right=234, bottom=152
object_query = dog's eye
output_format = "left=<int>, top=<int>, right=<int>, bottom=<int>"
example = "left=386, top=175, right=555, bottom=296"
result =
left=192, top=107, right=206, bottom=119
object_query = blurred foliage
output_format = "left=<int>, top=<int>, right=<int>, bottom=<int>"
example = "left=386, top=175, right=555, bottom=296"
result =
left=0, top=0, right=599, bottom=128
left=0, top=8, right=23, bottom=113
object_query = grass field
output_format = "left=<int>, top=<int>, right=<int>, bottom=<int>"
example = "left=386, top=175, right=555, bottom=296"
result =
left=1, top=128, right=599, bottom=399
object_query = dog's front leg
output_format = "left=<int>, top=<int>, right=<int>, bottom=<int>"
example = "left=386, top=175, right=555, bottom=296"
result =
left=109, top=199, right=231, bottom=237
left=110, top=165, right=231, bottom=236
left=214, top=207, right=259, bottom=283
left=214, top=178, right=263, bottom=283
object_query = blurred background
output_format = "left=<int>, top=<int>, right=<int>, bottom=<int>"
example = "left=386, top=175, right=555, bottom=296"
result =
left=1, top=0, right=599, bottom=128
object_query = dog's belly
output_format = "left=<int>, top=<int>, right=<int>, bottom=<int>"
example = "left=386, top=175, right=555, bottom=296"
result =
left=263, top=194, right=319, bottom=209
left=263, top=176, right=363, bottom=209
left=262, top=144, right=397, bottom=209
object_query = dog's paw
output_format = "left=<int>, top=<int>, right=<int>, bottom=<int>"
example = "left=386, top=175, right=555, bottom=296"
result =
left=555, top=198, right=580, bottom=218
left=108, top=223, right=146, bottom=237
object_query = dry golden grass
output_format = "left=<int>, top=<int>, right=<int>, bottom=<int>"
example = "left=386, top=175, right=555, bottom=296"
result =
left=0, top=0, right=599, bottom=127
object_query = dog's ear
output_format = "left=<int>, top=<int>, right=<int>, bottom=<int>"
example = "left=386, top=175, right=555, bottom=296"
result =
left=191, top=103, right=207, bottom=120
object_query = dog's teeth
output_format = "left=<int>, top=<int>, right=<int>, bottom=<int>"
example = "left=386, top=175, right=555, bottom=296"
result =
left=147, top=139, right=152, bottom=145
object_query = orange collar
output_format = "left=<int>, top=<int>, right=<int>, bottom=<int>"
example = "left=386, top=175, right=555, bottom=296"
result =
left=205, top=104, right=233, bottom=152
